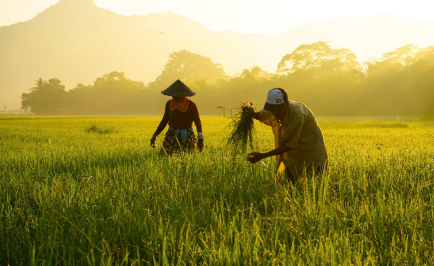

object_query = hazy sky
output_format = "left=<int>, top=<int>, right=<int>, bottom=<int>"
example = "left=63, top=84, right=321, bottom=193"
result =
left=1, top=0, right=434, bottom=35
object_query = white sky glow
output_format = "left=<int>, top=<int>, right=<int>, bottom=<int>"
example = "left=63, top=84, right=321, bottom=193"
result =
left=1, top=0, right=434, bottom=35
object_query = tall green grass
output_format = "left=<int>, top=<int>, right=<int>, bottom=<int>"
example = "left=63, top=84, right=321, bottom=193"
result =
left=85, top=123, right=117, bottom=134
left=0, top=117, right=433, bottom=265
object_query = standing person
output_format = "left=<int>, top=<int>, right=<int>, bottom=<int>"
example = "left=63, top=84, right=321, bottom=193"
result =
left=150, top=79, right=204, bottom=155
left=247, top=88, right=327, bottom=183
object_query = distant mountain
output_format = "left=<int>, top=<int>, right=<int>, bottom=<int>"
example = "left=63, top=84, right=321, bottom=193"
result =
left=1, top=0, right=434, bottom=108
left=0, top=0, right=160, bottom=107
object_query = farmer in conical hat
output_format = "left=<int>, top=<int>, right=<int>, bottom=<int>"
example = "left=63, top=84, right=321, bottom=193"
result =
left=151, top=79, right=204, bottom=155
left=247, top=88, right=327, bottom=183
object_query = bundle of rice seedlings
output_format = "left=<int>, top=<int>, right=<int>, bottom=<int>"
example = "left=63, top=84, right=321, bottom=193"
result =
left=227, top=101, right=255, bottom=152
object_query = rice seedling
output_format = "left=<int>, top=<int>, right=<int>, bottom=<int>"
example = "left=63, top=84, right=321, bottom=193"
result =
left=85, top=123, right=117, bottom=134
left=0, top=116, right=433, bottom=265
left=226, top=100, right=256, bottom=152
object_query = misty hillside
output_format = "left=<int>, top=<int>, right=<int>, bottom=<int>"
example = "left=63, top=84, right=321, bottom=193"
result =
left=0, top=0, right=163, bottom=107
left=1, top=0, right=434, bottom=108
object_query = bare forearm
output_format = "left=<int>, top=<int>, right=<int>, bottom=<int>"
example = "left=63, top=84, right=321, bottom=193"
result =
left=153, top=117, right=168, bottom=137
left=247, top=145, right=291, bottom=164
left=154, top=102, right=170, bottom=137
left=252, top=111, right=261, bottom=121
left=262, top=145, right=291, bottom=159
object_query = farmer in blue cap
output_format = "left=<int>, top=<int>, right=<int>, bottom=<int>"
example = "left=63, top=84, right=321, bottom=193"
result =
left=247, top=88, right=327, bottom=182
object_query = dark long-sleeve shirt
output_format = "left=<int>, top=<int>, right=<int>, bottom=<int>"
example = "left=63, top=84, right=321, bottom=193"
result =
left=154, top=100, right=203, bottom=137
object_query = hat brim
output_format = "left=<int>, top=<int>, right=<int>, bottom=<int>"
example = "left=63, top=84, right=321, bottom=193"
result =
left=161, top=79, right=196, bottom=97
left=161, top=91, right=196, bottom=97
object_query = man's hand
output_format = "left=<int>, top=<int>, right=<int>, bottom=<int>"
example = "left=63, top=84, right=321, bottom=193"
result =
left=242, top=106, right=254, bottom=115
left=242, top=106, right=257, bottom=119
left=247, top=152, right=265, bottom=164
left=150, top=135, right=156, bottom=148
left=248, top=146, right=290, bottom=164
left=197, top=138, right=204, bottom=153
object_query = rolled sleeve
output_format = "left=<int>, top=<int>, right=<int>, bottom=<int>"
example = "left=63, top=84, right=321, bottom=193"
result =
left=257, top=110, right=275, bottom=126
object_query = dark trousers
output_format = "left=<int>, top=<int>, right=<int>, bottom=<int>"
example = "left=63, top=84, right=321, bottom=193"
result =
left=285, top=165, right=326, bottom=183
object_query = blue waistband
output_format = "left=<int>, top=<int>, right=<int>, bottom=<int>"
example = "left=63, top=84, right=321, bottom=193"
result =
left=169, top=127, right=193, bottom=143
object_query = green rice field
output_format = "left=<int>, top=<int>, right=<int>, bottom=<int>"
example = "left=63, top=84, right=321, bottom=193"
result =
left=1, top=116, right=433, bottom=265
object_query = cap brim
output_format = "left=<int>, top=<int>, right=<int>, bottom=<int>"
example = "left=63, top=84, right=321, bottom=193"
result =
left=264, top=102, right=285, bottom=112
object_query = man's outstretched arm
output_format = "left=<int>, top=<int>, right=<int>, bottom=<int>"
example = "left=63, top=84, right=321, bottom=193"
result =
left=247, top=145, right=291, bottom=164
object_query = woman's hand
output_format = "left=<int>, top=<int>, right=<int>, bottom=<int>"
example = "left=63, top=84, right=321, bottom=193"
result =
left=197, top=138, right=204, bottom=153
left=247, top=152, right=265, bottom=164
left=150, top=136, right=156, bottom=148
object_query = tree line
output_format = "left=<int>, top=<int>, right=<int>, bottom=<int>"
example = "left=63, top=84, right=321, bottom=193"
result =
left=21, top=43, right=434, bottom=116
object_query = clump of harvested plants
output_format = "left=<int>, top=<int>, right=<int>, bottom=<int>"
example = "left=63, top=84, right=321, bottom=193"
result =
left=227, top=101, right=255, bottom=151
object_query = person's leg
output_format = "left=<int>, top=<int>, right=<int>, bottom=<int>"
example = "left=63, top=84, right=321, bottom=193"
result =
left=315, top=165, right=326, bottom=175
left=160, top=131, right=176, bottom=156
left=183, top=131, right=196, bottom=154
left=285, top=169, right=296, bottom=184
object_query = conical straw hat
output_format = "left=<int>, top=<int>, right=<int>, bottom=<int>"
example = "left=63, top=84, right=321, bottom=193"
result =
left=161, top=79, right=196, bottom=97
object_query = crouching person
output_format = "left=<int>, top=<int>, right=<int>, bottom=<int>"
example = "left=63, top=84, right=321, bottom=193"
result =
left=247, top=88, right=327, bottom=183
left=150, top=80, right=204, bottom=155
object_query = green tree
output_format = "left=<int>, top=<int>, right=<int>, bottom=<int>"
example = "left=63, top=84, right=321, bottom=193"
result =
left=93, top=71, right=145, bottom=92
left=148, top=50, right=226, bottom=90
left=277, top=41, right=361, bottom=76
left=382, top=44, right=418, bottom=65
left=360, top=44, right=434, bottom=116
left=21, top=78, right=66, bottom=114
left=365, top=45, right=418, bottom=74
left=241, top=66, right=274, bottom=81
left=67, top=71, right=148, bottom=114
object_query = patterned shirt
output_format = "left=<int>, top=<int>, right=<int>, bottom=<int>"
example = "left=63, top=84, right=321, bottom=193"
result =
left=257, top=101, right=328, bottom=177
